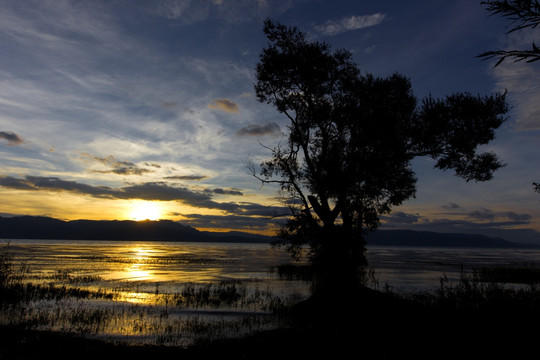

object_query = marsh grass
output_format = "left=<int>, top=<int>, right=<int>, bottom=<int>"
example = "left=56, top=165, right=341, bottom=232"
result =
left=0, top=243, right=295, bottom=347
left=475, top=265, right=540, bottom=285
left=392, top=266, right=540, bottom=314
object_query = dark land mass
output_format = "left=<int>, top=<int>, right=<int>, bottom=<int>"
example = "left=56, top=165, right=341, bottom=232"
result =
left=1, top=215, right=538, bottom=248
left=0, top=215, right=270, bottom=243
left=365, top=229, right=539, bottom=248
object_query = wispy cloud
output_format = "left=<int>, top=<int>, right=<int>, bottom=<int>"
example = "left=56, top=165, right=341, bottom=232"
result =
left=236, top=122, right=281, bottom=137
left=208, top=98, right=239, bottom=114
left=488, top=29, right=540, bottom=130
left=0, top=131, right=23, bottom=145
left=315, top=13, right=386, bottom=36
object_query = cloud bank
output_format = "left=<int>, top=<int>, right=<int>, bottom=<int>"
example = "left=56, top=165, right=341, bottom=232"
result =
left=0, top=175, right=285, bottom=216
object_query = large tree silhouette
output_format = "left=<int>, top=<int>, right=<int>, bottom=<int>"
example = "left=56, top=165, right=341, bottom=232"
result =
left=254, top=20, right=509, bottom=294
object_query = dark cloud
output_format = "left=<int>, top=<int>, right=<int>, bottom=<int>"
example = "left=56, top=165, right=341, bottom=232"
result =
left=467, top=208, right=532, bottom=222
left=378, top=210, right=539, bottom=244
left=499, top=211, right=533, bottom=222
left=442, top=202, right=461, bottom=209
left=0, top=176, right=36, bottom=190
left=382, top=211, right=421, bottom=225
left=82, top=154, right=152, bottom=175
left=236, top=122, right=281, bottom=137
left=180, top=213, right=281, bottom=231
left=165, top=175, right=208, bottom=181
left=468, top=208, right=496, bottom=221
left=0, top=175, right=284, bottom=215
left=162, top=101, right=178, bottom=108
left=207, top=188, right=243, bottom=196
left=0, top=175, right=209, bottom=203
left=0, top=131, right=23, bottom=145
left=145, top=162, right=161, bottom=168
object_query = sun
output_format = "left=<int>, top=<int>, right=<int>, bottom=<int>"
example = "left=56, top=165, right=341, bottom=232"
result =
left=129, top=201, right=162, bottom=221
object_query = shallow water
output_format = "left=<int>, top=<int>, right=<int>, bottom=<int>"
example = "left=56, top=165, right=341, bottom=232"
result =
left=4, top=239, right=311, bottom=302
left=4, top=239, right=540, bottom=345
left=5, top=239, right=540, bottom=294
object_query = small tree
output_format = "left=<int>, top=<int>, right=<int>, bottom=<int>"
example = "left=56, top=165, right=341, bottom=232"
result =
left=479, top=0, right=540, bottom=66
left=254, top=20, right=509, bottom=294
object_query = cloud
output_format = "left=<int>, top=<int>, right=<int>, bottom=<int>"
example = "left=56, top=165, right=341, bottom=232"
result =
left=0, top=175, right=283, bottom=215
left=180, top=213, right=277, bottom=231
left=467, top=208, right=532, bottom=222
left=381, top=211, right=422, bottom=225
left=208, top=98, right=239, bottom=114
left=0, top=131, right=23, bottom=145
left=378, top=207, right=539, bottom=244
left=442, top=202, right=461, bottom=210
left=315, top=13, right=386, bottom=36
left=82, top=154, right=152, bottom=175
left=493, top=62, right=540, bottom=130
left=207, top=188, right=243, bottom=196
left=489, top=29, right=540, bottom=130
left=162, top=101, right=178, bottom=108
left=236, top=122, right=281, bottom=137
left=165, top=175, right=208, bottom=181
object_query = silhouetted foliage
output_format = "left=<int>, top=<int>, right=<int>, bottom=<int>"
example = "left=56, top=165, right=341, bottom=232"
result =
left=479, top=0, right=540, bottom=66
left=253, top=20, right=509, bottom=293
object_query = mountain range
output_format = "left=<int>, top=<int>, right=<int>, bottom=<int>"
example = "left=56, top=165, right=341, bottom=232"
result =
left=0, top=215, right=537, bottom=248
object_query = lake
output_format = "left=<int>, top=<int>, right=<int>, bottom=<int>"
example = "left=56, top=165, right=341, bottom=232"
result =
left=5, top=239, right=540, bottom=293
left=3, top=239, right=540, bottom=346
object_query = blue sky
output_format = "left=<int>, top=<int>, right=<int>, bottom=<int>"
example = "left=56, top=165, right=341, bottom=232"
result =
left=1, top=0, right=539, bottom=243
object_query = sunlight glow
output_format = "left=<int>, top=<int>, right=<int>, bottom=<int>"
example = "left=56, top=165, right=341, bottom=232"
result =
left=129, top=201, right=163, bottom=221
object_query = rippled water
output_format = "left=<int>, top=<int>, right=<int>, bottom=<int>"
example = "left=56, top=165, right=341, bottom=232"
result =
left=6, top=239, right=540, bottom=294
left=5, top=239, right=310, bottom=301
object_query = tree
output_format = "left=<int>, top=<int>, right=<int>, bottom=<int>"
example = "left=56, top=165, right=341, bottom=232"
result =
left=478, top=0, right=540, bottom=66
left=253, top=20, right=509, bottom=294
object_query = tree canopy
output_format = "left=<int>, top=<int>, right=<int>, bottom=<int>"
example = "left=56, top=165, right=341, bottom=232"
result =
left=254, top=20, right=509, bottom=291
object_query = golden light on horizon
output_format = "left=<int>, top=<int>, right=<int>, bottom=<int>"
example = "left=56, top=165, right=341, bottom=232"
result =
left=129, top=201, right=163, bottom=221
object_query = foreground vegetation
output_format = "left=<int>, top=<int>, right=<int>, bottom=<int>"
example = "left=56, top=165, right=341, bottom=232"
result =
left=2, top=243, right=540, bottom=359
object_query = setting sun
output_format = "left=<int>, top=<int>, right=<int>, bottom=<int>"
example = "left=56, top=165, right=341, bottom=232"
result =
left=129, top=201, right=163, bottom=221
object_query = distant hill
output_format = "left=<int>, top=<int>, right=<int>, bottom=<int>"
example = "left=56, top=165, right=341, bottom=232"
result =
left=0, top=216, right=537, bottom=248
left=0, top=216, right=270, bottom=243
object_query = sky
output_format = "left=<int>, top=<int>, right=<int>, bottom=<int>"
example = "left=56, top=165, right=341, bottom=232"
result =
left=1, top=0, right=540, bottom=244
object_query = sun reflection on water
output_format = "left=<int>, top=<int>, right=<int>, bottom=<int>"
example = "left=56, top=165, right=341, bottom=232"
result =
left=124, top=246, right=155, bottom=281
